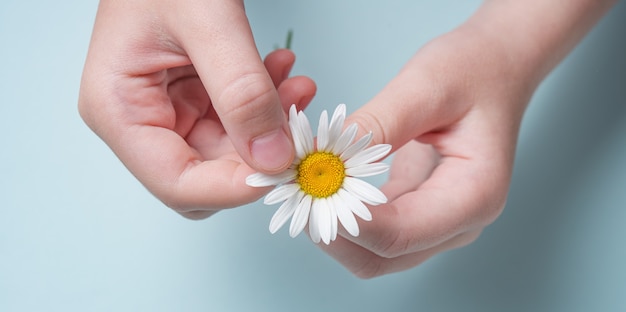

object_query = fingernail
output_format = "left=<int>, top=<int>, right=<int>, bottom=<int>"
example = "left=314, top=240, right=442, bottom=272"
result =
left=251, top=129, right=293, bottom=172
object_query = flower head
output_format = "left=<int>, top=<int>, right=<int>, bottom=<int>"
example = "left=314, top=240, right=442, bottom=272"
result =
left=246, top=104, right=391, bottom=244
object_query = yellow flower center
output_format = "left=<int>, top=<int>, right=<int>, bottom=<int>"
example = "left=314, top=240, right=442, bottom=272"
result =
left=296, top=152, right=346, bottom=198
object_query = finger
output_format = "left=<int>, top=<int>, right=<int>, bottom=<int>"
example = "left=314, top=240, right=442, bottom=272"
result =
left=345, top=154, right=508, bottom=259
left=185, top=77, right=316, bottom=160
left=345, top=55, right=468, bottom=149
left=380, top=140, right=440, bottom=201
left=263, top=49, right=317, bottom=112
left=276, top=76, right=317, bottom=112
left=114, top=124, right=268, bottom=212
left=170, top=0, right=293, bottom=174
left=319, top=229, right=482, bottom=278
left=167, top=69, right=210, bottom=137
left=264, top=49, right=295, bottom=88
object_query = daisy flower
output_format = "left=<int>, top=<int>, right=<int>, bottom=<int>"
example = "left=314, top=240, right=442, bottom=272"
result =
left=246, top=104, right=391, bottom=245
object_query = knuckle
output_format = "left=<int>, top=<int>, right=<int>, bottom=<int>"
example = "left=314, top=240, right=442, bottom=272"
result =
left=348, top=110, right=386, bottom=146
left=216, top=73, right=279, bottom=127
left=372, top=228, right=413, bottom=259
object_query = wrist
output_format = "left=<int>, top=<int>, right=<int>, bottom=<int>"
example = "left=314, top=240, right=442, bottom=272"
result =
left=463, top=0, right=616, bottom=89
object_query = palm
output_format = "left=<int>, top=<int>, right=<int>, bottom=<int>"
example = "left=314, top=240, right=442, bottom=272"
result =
left=167, top=65, right=240, bottom=163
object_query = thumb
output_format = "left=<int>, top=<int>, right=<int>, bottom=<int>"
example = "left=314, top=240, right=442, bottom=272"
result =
left=172, top=0, right=293, bottom=174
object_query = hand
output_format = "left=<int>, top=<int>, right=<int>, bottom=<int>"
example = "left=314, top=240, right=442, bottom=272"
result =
left=78, top=0, right=316, bottom=219
left=318, top=0, right=614, bottom=277
left=319, top=30, right=522, bottom=278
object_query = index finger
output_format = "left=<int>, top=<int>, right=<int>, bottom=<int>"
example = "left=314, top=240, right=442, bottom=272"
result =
left=170, top=0, right=294, bottom=174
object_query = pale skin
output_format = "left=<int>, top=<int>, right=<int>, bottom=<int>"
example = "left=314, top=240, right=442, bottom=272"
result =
left=79, top=0, right=317, bottom=219
left=79, top=0, right=616, bottom=277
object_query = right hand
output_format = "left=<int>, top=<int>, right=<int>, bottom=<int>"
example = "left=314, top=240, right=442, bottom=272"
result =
left=79, top=0, right=316, bottom=219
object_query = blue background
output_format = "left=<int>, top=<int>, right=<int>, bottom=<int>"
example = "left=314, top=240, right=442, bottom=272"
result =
left=1, top=1, right=625, bottom=311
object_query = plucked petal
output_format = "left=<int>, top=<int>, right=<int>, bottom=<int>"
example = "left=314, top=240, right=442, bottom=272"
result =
left=308, top=198, right=321, bottom=243
left=269, top=191, right=304, bottom=234
left=245, top=170, right=296, bottom=187
left=289, top=194, right=312, bottom=237
left=342, top=177, right=388, bottom=205
left=344, top=144, right=392, bottom=168
left=317, top=110, right=329, bottom=151
left=327, top=104, right=346, bottom=148
left=338, top=188, right=372, bottom=221
left=331, top=123, right=358, bottom=155
left=332, top=194, right=360, bottom=236
left=264, top=183, right=301, bottom=205
left=340, top=132, right=372, bottom=161
left=345, top=163, right=390, bottom=178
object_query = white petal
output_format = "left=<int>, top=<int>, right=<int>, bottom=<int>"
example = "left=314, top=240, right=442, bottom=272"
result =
left=246, top=170, right=296, bottom=187
left=289, top=105, right=307, bottom=160
left=328, top=196, right=338, bottom=241
left=340, top=132, right=372, bottom=161
left=308, top=198, right=321, bottom=243
left=297, top=111, right=314, bottom=155
left=327, top=104, right=346, bottom=148
left=293, top=134, right=307, bottom=160
left=289, top=194, right=312, bottom=238
left=288, top=104, right=298, bottom=129
left=342, top=177, right=388, bottom=205
left=269, top=191, right=303, bottom=234
left=344, top=144, right=392, bottom=168
left=338, top=188, right=372, bottom=221
left=264, top=183, right=301, bottom=205
left=318, top=198, right=332, bottom=245
left=345, top=163, right=390, bottom=178
left=332, top=194, right=360, bottom=236
left=317, top=110, right=329, bottom=151
left=331, top=123, right=358, bottom=155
